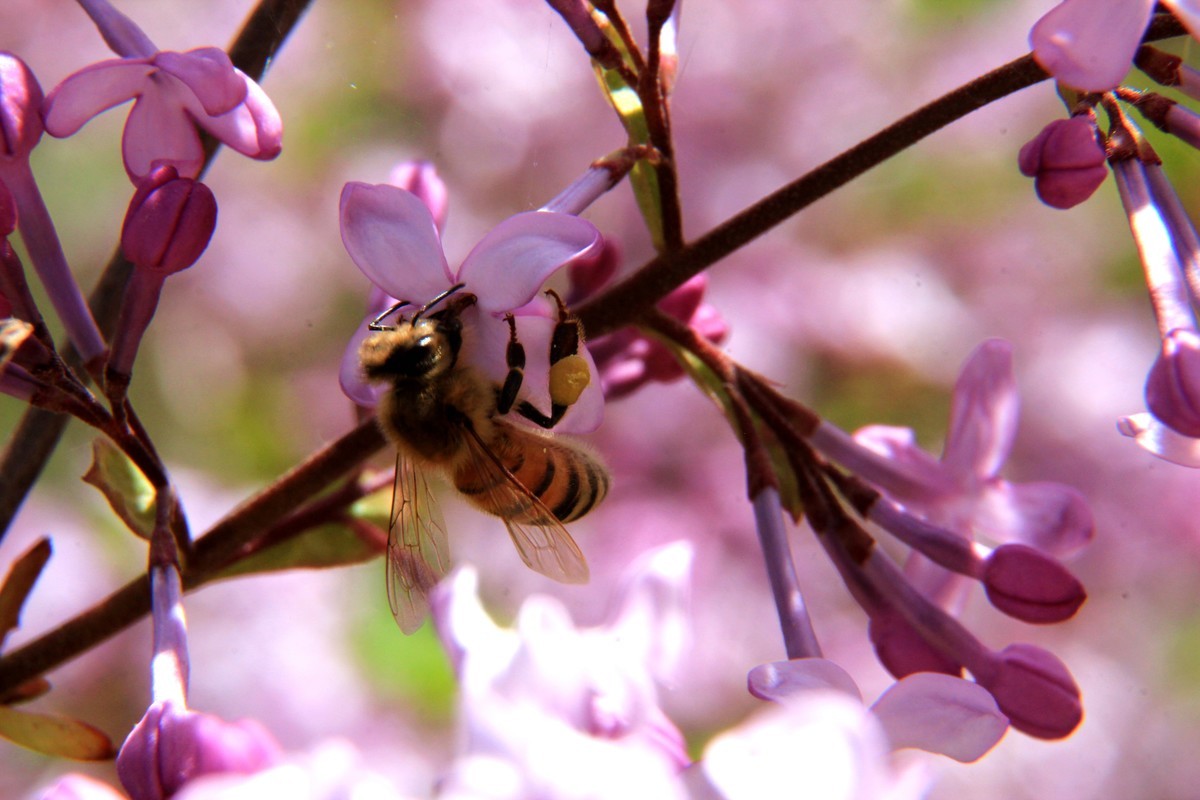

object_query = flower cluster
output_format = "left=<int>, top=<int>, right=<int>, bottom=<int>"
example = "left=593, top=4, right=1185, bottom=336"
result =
left=1021, top=1, right=1200, bottom=466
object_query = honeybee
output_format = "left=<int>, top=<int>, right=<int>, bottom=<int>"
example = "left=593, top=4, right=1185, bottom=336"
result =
left=359, top=283, right=610, bottom=633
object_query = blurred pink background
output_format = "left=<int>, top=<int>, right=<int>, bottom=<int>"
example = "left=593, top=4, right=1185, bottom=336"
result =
left=2, top=0, right=1199, bottom=797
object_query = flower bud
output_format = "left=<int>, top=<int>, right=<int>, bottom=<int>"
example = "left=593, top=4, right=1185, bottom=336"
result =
left=1018, top=117, right=1107, bottom=209
left=976, top=643, right=1082, bottom=739
left=389, top=160, right=448, bottom=232
left=982, top=543, right=1086, bottom=623
left=0, top=52, right=44, bottom=160
left=121, top=166, right=217, bottom=275
left=1145, top=328, right=1200, bottom=437
left=116, top=701, right=282, bottom=800
left=567, top=236, right=621, bottom=304
left=867, top=610, right=962, bottom=679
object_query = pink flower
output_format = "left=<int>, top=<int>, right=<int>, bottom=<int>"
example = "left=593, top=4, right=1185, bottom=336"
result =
left=338, top=180, right=605, bottom=432
left=43, top=40, right=281, bottom=181
left=701, top=657, right=1002, bottom=798
left=113, top=566, right=283, bottom=800
left=430, top=543, right=694, bottom=798
left=1030, top=0, right=1200, bottom=92
left=811, top=339, right=1094, bottom=557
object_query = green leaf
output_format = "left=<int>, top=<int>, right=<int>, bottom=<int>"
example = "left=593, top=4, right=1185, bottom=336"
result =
left=0, top=538, right=51, bottom=651
left=0, top=704, right=115, bottom=760
left=82, top=438, right=156, bottom=540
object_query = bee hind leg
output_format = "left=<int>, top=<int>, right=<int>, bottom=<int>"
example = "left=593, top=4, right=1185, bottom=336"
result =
left=497, top=292, right=591, bottom=430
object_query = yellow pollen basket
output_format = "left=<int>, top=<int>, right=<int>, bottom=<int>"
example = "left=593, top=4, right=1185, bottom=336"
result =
left=549, top=354, right=591, bottom=407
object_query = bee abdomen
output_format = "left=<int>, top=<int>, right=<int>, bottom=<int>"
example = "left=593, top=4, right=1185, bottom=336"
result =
left=454, top=432, right=609, bottom=525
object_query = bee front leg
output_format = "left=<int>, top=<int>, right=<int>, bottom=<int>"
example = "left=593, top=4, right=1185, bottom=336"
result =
left=501, top=292, right=592, bottom=430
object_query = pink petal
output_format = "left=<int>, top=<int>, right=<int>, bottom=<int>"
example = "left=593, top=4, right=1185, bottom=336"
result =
left=193, top=71, right=281, bottom=160
left=457, top=211, right=600, bottom=313
left=338, top=313, right=385, bottom=407
left=747, top=658, right=863, bottom=703
left=154, top=48, right=245, bottom=116
left=974, top=480, right=1094, bottom=556
left=122, top=89, right=205, bottom=180
left=1166, top=1, right=1200, bottom=40
left=941, top=339, right=1018, bottom=482
left=339, top=182, right=452, bottom=304
left=869, top=673, right=1007, bottom=762
left=1030, top=0, right=1154, bottom=91
left=41, top=59, right=154, bottom=137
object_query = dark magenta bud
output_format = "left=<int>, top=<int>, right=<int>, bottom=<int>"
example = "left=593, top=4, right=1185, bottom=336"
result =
left=977, top=643, right=1082, bottom=740
left=868, top=610, right=963, bottom=679
left=116, top=701, right=282, bottom=800
left=982, top=543, right=1086, bottom=623
left=1018, top=117, right=1107, bottom=209
left=120, top=165, right=217, bottom=275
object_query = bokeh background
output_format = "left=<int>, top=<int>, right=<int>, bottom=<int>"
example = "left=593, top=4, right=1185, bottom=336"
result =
left=2, top=0, right=1200, bottom=797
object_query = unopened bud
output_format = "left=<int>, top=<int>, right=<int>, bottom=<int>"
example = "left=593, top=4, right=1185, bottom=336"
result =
left=977, top=643, right=1082, bottom=740
left=389, top=160, right=448, bottom=231
left=982, top=543, right=1086, bottom=623
left=0, top=52, right=44, bottom=160
left=868, top=610, right=963, bottom=679
left=121, top=166, right=217, bottom=275
left=117, top=701, right=282, bottom=800
left=1145, top=328, right=1200, bottom=437
left=1018, top=117, right=1107, bottom=209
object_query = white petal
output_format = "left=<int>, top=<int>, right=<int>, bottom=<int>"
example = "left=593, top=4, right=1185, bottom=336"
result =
left=1118, top=412, right=1200, bottom=467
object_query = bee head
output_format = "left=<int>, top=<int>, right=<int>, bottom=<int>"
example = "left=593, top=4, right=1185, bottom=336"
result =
left=359, top=285, right=473, bottom=383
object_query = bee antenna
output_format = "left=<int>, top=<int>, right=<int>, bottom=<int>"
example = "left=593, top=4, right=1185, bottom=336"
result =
left=413, top=282, right=468, bottom=322
left=368, top=299, right=412, bottom=331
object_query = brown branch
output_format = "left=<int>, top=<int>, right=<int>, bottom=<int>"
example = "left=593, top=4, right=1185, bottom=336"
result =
left=0, top=419, right=385, bottom=695
left=0, top=0, right=316, bottom=543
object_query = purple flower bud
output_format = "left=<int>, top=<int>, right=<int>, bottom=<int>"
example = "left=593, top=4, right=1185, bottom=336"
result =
left=976, top=643, right=1082, bottom=740
left=0, top=178, right=14, bottom=235
left=121, top=166, right=217, bottom=275
left=867, top=610, right=963, bottom=679
left=1018, top=117, right=1107, bottom=209
left=1145, top=328, right=1200, bottom=437
left=116, top=700, right=282, bottom=800
left=0, top=53, right=44, bottom=160
left=389, top=160, right=448, bottom=232
left=566, top=236, right=621, bottom=305
left=981, top=543, right=1086, bottom=623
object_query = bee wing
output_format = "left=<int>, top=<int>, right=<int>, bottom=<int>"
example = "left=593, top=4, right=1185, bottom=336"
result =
left=385, top=452, right=451, bottom=634
left=459, top=423, right=590, bottom=585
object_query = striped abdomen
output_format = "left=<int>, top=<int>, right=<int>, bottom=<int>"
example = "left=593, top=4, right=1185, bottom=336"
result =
left=453, top=422, right=609, bottom=525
